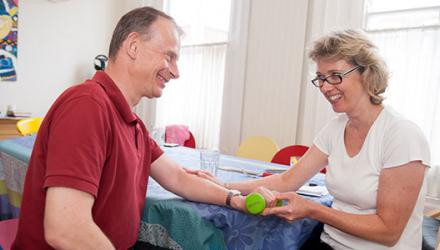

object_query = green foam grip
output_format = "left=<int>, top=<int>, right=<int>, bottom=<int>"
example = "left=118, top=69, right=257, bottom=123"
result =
left=245, top=193, right=266, bottom=215
left=245, top=192, right=283, bottom=215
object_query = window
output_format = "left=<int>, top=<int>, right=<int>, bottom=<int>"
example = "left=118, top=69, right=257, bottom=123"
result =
left=364, top=0, right=440, bottom=166
left=153, top=0, right=231, bottom=149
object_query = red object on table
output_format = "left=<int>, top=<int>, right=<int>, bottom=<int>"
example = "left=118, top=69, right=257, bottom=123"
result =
left=262, top=171, right=273, bottom=177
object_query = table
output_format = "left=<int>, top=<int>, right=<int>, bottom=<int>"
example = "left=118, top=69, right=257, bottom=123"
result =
left=0, top=134, right=34, bottom=219
left=143, top=146, right=331, bottom=250
left=0, top=135, right=332, bottom=249
left=0, top=117, right=21, bottom=140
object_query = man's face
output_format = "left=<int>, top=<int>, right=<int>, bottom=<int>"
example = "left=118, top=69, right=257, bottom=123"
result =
left=133, top=18, right=180, bottom=98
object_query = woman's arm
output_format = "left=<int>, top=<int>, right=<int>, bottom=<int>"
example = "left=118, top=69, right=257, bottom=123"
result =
left=177, top=145, right=328, bottom=209
left=227, top=145, right=328, bottom=194
left=265, top=161, right=426, bottom=246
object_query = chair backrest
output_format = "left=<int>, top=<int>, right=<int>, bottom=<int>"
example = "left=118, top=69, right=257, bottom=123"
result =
left=271, top=144, right=327, bottom=174
left=271, top=145, right=309, bottom=166
left=236, top=136, right=279, bottom=162
left=16, top=117, right=43, bottom=136
left=183, top=131, right=196, bottom=148
left=0, top=218, right=19, bottom=249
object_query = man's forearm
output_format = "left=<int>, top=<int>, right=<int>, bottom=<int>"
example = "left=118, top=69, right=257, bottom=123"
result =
left=178, top=173, right=246, bottom=211
left=173, top=171, right=230, bottom=205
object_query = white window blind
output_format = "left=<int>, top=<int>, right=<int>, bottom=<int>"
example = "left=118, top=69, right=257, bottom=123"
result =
left=154, top=0, right=232, bottom=149
left=365, top=0, right=440, bottom=166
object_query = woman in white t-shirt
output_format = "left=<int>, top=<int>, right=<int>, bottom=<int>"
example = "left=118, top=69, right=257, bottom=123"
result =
left=193, top=29, right=430, bottom=250
left=268, top=29, right=430, bottom=250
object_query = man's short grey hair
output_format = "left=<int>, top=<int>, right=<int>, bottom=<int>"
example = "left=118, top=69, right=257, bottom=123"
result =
left=108, top=6, right=182, bottom=59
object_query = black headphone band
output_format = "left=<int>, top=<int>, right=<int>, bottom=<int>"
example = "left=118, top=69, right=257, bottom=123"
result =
left=94, top=54, right=108, bottom=70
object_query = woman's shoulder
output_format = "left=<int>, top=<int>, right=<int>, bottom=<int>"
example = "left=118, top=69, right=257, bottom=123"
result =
left=318, top=113, right=349, bottom=133
left=380, top=106, right=422, bottom=132
left=378, top=106, right=428, bottom=150
left=379, top=106, right=431, bottom=168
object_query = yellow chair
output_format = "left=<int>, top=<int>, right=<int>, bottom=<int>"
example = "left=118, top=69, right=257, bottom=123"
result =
left=236, top=136, right=279, bottom=162
left=16, top=117, right=43, bottom=136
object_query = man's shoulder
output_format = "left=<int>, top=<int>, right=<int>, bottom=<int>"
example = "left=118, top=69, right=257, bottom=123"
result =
left=65, top=79, right=106, bottom=97
left=58, top=79, right=109, bottom=105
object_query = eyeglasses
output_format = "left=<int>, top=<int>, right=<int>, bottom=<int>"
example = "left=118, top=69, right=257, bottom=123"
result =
left=311, top=65, right=361, bottom=87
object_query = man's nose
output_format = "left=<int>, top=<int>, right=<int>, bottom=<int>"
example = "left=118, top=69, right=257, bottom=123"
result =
left=169, top=64, right=179, bottom=79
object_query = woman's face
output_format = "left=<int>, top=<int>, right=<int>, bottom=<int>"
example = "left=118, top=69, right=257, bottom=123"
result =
left=316, top=59, right=369, bottom=114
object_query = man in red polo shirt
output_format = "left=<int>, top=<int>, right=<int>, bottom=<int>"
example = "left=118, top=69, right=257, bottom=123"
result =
left=13, top=7, right=245, bottom=250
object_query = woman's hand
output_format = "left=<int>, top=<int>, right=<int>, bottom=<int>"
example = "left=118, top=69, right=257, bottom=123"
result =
left=183, top=167, right=225, bottom=187
left=262, top=192, right=311, bottom=222
left=251, top=186, right=279, bottom=208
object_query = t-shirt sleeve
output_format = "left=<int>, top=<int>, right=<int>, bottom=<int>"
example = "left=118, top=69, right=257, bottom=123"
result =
left=382, top=120, right=431, bottom=168
left=313, top=118, right=339, bottom=156
left=44, top=96, right=109, bottom=197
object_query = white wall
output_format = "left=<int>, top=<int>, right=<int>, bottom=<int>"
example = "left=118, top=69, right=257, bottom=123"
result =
left=219, top=0, right=310, bottom=154
left=240, top=0, right=309, bottom=149
left=0, top=0, right=141, bottom=117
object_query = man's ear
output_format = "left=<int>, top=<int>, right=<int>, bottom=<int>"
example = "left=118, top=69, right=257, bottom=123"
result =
left=125, top=32, right=139, bottom=60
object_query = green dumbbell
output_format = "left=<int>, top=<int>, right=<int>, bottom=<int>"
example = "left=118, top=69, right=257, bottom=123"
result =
left=245, top=192, right=283, bottom=215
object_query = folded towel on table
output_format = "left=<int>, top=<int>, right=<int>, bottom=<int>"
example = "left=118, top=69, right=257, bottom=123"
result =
left=165, top=125, right=190, bottom=146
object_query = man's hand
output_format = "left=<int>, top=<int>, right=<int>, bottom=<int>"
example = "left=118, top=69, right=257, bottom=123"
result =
left=183, top=167, right=226, bottom=188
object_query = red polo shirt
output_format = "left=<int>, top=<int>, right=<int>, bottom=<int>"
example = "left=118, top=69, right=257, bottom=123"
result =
left=13, top=71, right=163, bottom=249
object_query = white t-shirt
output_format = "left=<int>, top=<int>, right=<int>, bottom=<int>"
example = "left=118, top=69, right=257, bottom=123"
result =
left=314, top=106, right=430, bottom=250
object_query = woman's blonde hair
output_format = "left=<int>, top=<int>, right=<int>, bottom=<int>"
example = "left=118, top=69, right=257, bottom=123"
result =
left=308, top=29, right=389, bottom=105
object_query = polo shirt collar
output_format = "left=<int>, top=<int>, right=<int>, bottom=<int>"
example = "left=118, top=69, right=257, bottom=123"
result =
left=92, top=71, right=138, bottom=124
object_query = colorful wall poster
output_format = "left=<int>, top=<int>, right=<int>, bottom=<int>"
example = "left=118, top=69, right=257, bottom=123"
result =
left=0, top=0, right=18, bottom=81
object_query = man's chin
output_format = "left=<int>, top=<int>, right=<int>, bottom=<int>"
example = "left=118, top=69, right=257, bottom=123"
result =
left=154, top=86, right=165, bottom=97
left=143, top=93, right=162, bottom=99
left=153, top=91, right=163, bottom=98
left=144, top=89, right=163, bottom=98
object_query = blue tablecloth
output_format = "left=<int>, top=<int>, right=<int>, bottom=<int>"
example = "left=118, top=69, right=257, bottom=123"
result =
left=0, top=136, right=332, bottom=249
left=0, top=134, right=35, bottom=162
left=0, top=135, right=36, bottom=220
left=141, top=146, right=332, bottom=250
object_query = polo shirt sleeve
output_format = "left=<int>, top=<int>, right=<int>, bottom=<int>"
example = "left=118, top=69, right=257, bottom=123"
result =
left=44, top=95, right=109, bottom=197
left=148, top=135, right=164, bottom=163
